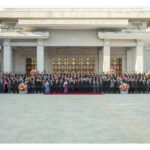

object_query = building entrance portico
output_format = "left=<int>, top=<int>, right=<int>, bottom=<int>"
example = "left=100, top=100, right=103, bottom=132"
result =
left=1, top=8, right=150, bottom=74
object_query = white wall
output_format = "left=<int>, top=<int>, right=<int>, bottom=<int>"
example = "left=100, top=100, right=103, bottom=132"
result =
left=127, top=47, right=136, bottom=72
left=144, top=46, right=150, bottom=72
left=44, top=29, right=102, bottom=47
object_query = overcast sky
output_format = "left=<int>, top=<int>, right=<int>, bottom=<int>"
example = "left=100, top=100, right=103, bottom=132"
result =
left=0, top=0, right=150, bottom=9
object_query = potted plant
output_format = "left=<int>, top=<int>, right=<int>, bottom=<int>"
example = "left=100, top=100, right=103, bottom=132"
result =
left=119, top=82, right=129, bottom=94
left=18, top=83, right=28, bottom=94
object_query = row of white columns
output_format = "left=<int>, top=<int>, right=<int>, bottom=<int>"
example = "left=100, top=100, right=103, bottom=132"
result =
left=3, top=39, right=45, bottom=73
left=100, top=39, right=144, bottom=73
left=2, top=39, right=144, bottom=73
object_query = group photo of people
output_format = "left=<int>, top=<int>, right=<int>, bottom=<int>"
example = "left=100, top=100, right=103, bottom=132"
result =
left=0, top=70, right=150, bottom=94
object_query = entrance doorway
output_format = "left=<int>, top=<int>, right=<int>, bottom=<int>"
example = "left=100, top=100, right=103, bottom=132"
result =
left=52, top=57, right=95, bottom=74
left=110, top=58, right=122, bottom=77
left=26, top=58, right=37, bottom=76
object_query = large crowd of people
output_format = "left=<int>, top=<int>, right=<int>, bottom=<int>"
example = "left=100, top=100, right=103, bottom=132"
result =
left=0, top=72, right=150, bottom=94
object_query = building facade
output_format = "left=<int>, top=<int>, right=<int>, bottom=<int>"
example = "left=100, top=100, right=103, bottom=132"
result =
left=0, top=8, right=150, bottom=75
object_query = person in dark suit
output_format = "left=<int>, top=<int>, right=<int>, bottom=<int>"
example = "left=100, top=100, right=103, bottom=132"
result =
left=31, top=80, right=35, bottom=94
left=99, top=78, right=103, bottom=93
left=59, top=79, right=63, bottom=93
left=146, top=79, right=150, bottom=93
left=15, top=79, right=20, bottom=94
left=0, top=79, right=3, bottom=93
left=38, top=79, right=42, bottom=93
left=102, top=78, right=106, bottom=93
left=93, top=79, right=97, bottom=93
left=78, top=79, right=82, bottom=93
left=27, top=79, right=32, bottom=94
left=143, top=78, right=147, bottom=94
left=134, top=79, right=138, bottom=94
left=11, top=79, right=16, bottom=93
left=35, top=79, right=39, bottom=93
left=42, top=80, right=45, bottom=93
left=89, top=79, right=93, bottom=93
left=55, top=79, right=60, bottom=93
left=116, top=79, right=121, bottom=94
left=139, top=79, right=143, bottom=93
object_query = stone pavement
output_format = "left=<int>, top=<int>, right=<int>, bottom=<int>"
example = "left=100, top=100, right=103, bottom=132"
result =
left=0, top=94, right=150, bottom=143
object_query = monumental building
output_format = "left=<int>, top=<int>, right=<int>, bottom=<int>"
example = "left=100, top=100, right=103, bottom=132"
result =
left=0, top=8, right=150, bottom=76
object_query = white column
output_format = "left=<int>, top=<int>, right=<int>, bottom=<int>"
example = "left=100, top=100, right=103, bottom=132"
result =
left=37, top=39, right=44, bottom=73
left=98, top=48, right=103, bottom=74
left=103, top=40, right=110, bottom=73
left=135, top=40, right=144, bottom=73
left=3, top=39, right=12, bottom=73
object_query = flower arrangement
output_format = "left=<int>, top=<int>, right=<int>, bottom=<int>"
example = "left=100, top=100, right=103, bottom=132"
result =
left=30, top=69, right=39, bottom=76
left=18, top=83, right=28, bottom=91
left=109, top=69, right=116, bottom=75
left=120, top=83, right=129, bottom=91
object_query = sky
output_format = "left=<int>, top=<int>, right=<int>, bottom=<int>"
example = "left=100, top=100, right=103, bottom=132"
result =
left=0, top=0, right=150, bottom=9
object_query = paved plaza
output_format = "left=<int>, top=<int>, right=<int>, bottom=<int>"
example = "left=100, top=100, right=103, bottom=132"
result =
left=0, top=94, right=150, bottom=143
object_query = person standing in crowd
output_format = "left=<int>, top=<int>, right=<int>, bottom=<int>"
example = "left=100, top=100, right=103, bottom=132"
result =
left=93, top=79, right=97, bottom=94
left=99, top=78, right=103, bottom=93
left=45, top=80, right=50, bottom=94
left=11, top=79, right=16, bottom=93
left=143, top=78, right=147, bottom=94
left=63, top=80, right=68, bottom=94
left=146, top=79, right=150, bottom=93
left=55, top=79, right=59, bottom=93
left=59, top=79, right=63, bottom=93
left=7, top=80, right=12, bottom=93
left=78, top=79, right=82, bottom=93
left=110, top=79, right=114, bottom=94
left=116, top=79, right=121, bottom=94
left=31, top=79, right=35, bottom=94
left=1, top=72, right=150, bottom=95
left=27, top=79, right=32, bottom=94
left=42, top=80, right=45, bottom=93
left=0, top=79, right=4, bottom=93
left=3, top=79, right=8, bottom=93
left=96, top=79, right=99, bottom=93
